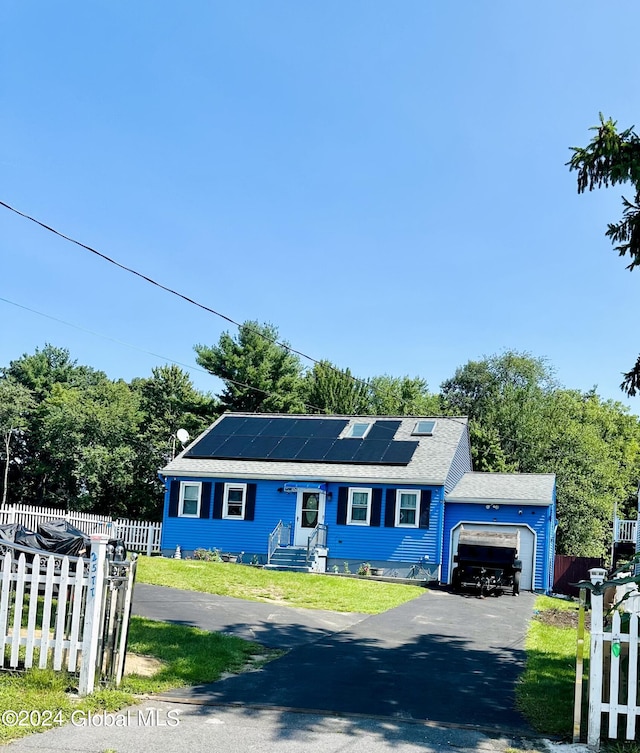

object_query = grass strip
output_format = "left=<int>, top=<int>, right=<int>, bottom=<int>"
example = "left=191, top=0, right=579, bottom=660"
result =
left=0, top=615, right=265, bottom=744
left=516, top=595, right=583, bottom=737
left=136, top=556, right=422, bottom=614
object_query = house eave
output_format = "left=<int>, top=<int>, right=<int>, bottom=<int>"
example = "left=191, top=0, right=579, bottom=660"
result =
left=162, top=469, right=447, bottom=487
left=445, top=496, right=552, bottom=507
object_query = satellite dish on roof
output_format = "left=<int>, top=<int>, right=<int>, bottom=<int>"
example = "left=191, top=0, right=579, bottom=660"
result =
left=176, top=428, right=190, bottom=446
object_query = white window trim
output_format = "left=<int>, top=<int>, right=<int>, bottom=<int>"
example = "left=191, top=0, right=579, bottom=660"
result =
left=179, top=481, right=202, bottom=518
left=344, top=421, right=373, bottom=439
left=412, top=420, right=436, bottom=436
left=395, top=489, right=420, bottom=528
left=223, top=482, right=247, bottom=520
left=347, top=487, right=372, bottom=526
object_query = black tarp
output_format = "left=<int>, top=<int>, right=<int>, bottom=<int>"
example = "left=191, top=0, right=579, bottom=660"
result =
left=36, top=520, right=90, bottom=557
left=0, top=520, right=124, bottom=559
left=0, top=523, right=41, bottom=550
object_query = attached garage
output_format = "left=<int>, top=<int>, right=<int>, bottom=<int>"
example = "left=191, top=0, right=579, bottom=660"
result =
left=449, top=522, right=536, bottom=590
left=443, top=473, right=556, bottom=593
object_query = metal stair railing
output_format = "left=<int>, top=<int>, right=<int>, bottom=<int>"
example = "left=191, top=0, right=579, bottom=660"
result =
left=306, top=523, right=328, bottom=565
left=267, top=520, right=292, bottom=564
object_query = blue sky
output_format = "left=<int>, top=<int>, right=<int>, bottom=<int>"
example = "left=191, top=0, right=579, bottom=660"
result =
left=1, top=2, right=639, bottom=412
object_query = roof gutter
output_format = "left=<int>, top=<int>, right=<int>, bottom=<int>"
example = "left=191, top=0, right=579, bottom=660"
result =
left=159, top=469, right=446, bottom=487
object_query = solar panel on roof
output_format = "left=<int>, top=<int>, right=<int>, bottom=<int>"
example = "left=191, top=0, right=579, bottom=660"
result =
left=349, top=440, right=392, bottom=464
left=184, top=415, right=418, bottom=465
left=210, top=435, right=256, bottom=458
left=265, top=436, right=306, bottom=459
left=367, top=421, right=400, bottom=441
left=184, top=436, right=228, bottom=458
left=215, top=416, right=249, bottom=435
left=325, top=439, right=360, bottom=462
left=233, top=416, right=271, bottom=435
left=255, top=417, right=292, bottom=437
left=381, top=441, right=418, bottom=464
left=293, top=438, right=336, bottom=460
left=243, top=435, right=281, bottom=457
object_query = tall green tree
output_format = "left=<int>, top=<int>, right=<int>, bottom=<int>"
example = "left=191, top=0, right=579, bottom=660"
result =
left=2, top=346, right=107, bottom=507
left=0, top=379, right=34, bottom=508
left=130, top=365, right=219, bottom=519
left=302, top=361, right=371, bottom=414
left=569, top=114, right=640, bottom=395
left=368, top=375, right=440, bottom=416
left=441, top=351, right=557, bottom=472
left=195, top=321, right=306, bottom=413
left=542, top=390, right=640, bottom=556
left=132, top=364, right=218, bottom=460
left=441, top=351, right=640, bottom=556
left=39, top=378, right=143, bottom=517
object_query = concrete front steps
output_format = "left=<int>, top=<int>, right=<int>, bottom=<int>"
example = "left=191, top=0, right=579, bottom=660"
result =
left=264, top=546, right=311, bottom=572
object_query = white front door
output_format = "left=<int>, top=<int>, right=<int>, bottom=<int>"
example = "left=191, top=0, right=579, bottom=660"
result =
left=293, top=490, right=325, bottom=547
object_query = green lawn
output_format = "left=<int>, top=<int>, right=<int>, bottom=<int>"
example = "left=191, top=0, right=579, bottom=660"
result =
left=0, top=615, right=265, bottom=744
left=516, top=595, right=583, bottom=737
left=136, top=556, right=423, bottom=614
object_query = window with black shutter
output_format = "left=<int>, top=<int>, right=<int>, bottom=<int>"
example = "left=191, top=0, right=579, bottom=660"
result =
left=419, top=490, right=431, bottom=529
left=336, top=487, right=348, bottom=525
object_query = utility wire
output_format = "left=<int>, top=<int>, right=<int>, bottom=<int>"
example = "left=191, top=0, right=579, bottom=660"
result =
left=0, top=199, right=376, bottom=394
left=0, top=295, right=328, bottom=413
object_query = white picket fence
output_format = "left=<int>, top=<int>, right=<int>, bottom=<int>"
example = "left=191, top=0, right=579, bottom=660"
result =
left=0, top=535, right=136, bottom=695
left=586, top=568, right=640, bottom=747
left=0, top=504, right=162, bottom=555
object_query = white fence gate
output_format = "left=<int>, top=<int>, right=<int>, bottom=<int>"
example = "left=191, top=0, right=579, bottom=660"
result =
left=0, top=535, right=137, bottom=695
left=0, top=504, right=162, bottom=555
left=584, top=568, right=640, bottom=747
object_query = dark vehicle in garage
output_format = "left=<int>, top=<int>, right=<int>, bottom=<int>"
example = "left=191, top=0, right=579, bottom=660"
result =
left=451, top=529, right=522, bottom=596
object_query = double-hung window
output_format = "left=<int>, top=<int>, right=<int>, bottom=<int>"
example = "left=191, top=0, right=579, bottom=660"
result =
left=347, top=488, right=371, bottom=525
left=223, top=483, right=247, bottom=519
left=395, top=489, right=420, bottom=527
left=179, top=482, right=201, bottom=517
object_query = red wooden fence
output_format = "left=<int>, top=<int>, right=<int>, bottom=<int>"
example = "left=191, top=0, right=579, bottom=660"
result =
left=553, top=555, right=604, bottom=597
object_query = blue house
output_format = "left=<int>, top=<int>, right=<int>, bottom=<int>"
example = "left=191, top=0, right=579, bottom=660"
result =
left=160, top=413, right=556, bottom=592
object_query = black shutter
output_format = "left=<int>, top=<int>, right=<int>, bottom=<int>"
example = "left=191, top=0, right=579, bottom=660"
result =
left=384, top=489, right=397, bottom=527
left=245, top=483, right=257, bottom=521
left=168, top=480, right=180, bottom=518
left=213, top=482, right=224, bottom=519
left=370, top=488, right=382, bottom=527
left=419, top=490, right=431, bottom=529
left=200, top=482, right=212, bottom=519
left=336, top=486, right=348, bottom=525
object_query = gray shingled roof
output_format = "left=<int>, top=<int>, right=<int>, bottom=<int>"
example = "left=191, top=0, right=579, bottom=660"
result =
left=161, top=413, right=471, bottom=485
left=446, top=472, right=555, bottom=505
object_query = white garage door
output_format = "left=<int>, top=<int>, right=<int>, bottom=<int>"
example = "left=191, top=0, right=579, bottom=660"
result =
left=450, top=523, right=536, bottom=591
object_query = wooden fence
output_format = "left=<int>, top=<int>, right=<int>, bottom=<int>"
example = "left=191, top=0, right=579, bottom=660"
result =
left=583, top=569, right=640, bottom=747
left=0, top=504, right=162, bottom=555
left=0, top=535, right=137, bottom=695
left=554, top=555, right=604, bottom=597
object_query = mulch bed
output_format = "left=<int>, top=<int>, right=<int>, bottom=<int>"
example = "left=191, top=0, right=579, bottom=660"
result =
left=535, top=607, right=590, bottom=631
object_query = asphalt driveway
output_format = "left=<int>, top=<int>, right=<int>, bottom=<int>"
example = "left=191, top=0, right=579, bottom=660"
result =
left=133, top=584, right=536, bottom=733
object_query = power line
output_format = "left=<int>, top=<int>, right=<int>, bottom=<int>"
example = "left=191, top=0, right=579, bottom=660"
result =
left=0, top=295, right=328, bottom=413
left=0, top=199, right=375, bottom=393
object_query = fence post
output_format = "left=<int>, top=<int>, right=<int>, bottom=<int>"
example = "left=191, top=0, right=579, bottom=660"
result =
left=573, top=586, right=587, bottom=743
left=78, top=534, right=109, bottom=696
left=587, top=567, right=608, bottom=750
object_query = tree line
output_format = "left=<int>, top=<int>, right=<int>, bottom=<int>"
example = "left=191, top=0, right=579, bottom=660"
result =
left=2, top=323, right=639, bottom=558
